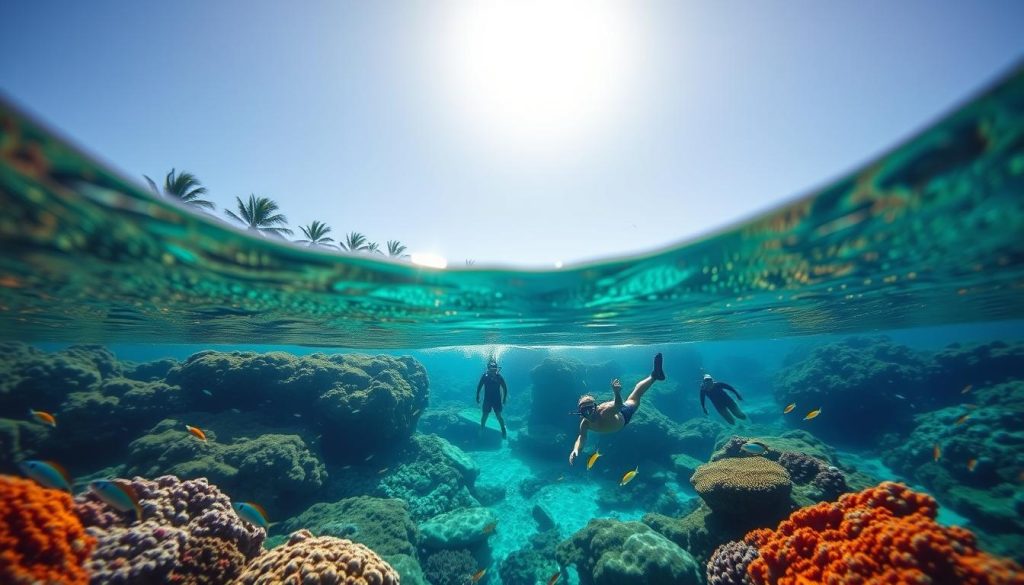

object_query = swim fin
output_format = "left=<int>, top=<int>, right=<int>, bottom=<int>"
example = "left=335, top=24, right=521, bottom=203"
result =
left=652, top=353, right=665, bottom=381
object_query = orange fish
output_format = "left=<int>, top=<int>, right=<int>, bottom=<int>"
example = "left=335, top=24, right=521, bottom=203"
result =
left=933, top=443, right=941, bottom=462
left=482, top=521, right=497, bottom=535
left=954, top=413, right=970, bottom=425
left=548, top=571, right=561, bottom=585
left=967, top=458, right=978, bottom=472
left=29, top=409, right=57, bottom=427
left=803, top=408, right=822, bottom=420
left=185, top=425, right=207, bottom=442
left=471, top=568, right=487, bottom=583
left=783, top=403, right=796, bottom=414
left=961, top=384, right=973, bottom=394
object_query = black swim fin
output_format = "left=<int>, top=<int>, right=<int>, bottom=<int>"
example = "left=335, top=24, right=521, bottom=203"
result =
left=652, top=353, right=665, bottom=381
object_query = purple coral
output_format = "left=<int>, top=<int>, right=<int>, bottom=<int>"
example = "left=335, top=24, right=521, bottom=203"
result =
left=811, top=466, right=849, bottom=500
left=74, top=475, right=264, bottom=584
left=707, top=540, right=758, bottom=585
left=777, top=451, right=825, bottom=484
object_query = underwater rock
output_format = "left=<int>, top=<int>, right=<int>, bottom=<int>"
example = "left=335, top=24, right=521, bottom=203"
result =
left=670, top=452, right=706, bottom=484
left=499, top=529, right=562, bottom=585
left=532, top=503, right=557, bottom=532
left=690, top=457, right=793, bottom=522
left=383, top=553, right=429, bottom=585
left=526, top=358, right=621, bottom=428
left=75, top=475, right=264, bottom=584
left=234, top=528, right=399, bottom=585
left=418, top=406, right=503, bottom=451
left=423, top=548, right=477, bottom=585
left=122, top=357, right=178, bottom=382
left=773, top=336, right=929, bottom=445
left=710, top=431, right=837, bottom=466
left=272, top=496, right=418, bottom=559
left=0, top=417, right=49, bottom=471
left=926, top=341, right=1024, bottom=408
left=473, top=482, right=507, bottom=507
left=419, top=506, right=498, bottom=550
left=0, top=342, right=117, bottom=413
left=125, top=416, right=326, bottom=510
left=0, top=475, right=95, bottom=585
left=743, top=481, right=1024, bottom=584
left=556, top=519, right=701, bottom=585
left=375, top=434, right=481, bottom=522
left=643, top=505, right=751, bottom=571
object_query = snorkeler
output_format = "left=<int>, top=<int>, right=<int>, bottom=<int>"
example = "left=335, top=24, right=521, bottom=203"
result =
left=477, top=357, right=508, bottom=439
left=568, top=353, right=665, bottom=465
left=700, top=373, right=747, bottom=425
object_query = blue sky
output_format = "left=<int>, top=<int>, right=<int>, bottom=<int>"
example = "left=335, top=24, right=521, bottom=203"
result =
left=2, top=1, right=1022, bottom=266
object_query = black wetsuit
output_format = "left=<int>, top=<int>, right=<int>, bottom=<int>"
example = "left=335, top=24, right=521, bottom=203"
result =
left=477, top=372, right=507, bottom=414
left=701, top=381, right=747, bottom=425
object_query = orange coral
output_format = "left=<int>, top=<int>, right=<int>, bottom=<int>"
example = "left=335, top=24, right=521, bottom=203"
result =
left=0, top=475, right=95, bottom=585
left=744, top=481, right=1024, bottom=585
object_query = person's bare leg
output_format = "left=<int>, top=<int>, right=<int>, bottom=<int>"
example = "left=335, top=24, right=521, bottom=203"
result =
left=626, top=376, right=655, bottom=404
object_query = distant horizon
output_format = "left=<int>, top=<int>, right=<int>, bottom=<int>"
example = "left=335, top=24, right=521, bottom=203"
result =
left=3, top=1, right=1023, bottom=266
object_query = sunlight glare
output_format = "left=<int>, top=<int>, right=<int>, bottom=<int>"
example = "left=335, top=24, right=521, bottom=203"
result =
left=439, top=0, right=641, bottom=157
left=410, top=253, right=449, bottom=269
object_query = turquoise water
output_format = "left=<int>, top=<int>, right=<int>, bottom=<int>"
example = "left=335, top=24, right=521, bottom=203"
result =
left=1, top=68, right=1023, bottom=584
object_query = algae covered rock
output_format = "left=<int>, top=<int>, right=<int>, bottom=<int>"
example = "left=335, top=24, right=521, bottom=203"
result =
left=420, top=506, right=497, bottom=550
left=556, top=519, right=700, bottom=585
left=274, top=496, right=418, bottom=558
left=376, top=434, right=481, bottom=521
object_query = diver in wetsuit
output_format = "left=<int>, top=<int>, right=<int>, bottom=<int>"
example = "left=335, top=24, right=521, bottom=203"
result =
left=700, top=373, right=747, bottom=425
left=477, top=358, right=508, bottom=439
left=568, top=353, right=666, bottom=465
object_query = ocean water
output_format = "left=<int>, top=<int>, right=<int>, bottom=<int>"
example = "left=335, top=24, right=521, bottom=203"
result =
left=1, top=68, right=1023, bottom=584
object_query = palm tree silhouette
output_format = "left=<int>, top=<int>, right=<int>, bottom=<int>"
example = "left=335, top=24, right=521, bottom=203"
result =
left=144, top=169, right=216, bottom=210
left=340, top=231, right=369, bottom=252
left=365, top=241, right=383, bottom=254
left=295, top=221, right=337, bottom=248
left=386, top=240, right=408, bottom=258
left=224, top=194, right=293, bottom=237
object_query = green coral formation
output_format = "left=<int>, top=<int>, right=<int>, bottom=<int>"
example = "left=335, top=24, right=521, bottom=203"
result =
left=420, top=506, right=497, bottom=550
left=556, top=519, right=700, bottom=585
left=273, top=496, right=418, bottom=558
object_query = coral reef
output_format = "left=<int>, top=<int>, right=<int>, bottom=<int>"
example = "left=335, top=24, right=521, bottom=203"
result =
left=706, top=540, right=758, bottom=585
left=499, top=530, right=561, bottom=585
left=75, top=475, right=264, bottom=584
left=417, top=406, right=502, bottom=451
left=926, top=341, right=1024, bottom=408
left=690, top=457, right=793, bottom=520
left=419, top=506, right=497, bottom=550
left=374, top=434, right=480, bottom=522
left=423, top=548, right=477, bottom=585
left=644, top=505, right=751, bottom=570
left=743, top=482, right=1024, bottom=585
left=556, top=519, right=701, bottom=585
left=273, top=496, right=418, bottom=558
left=0, top=475, right=95, bottom=585
left=234, top=529, right=398, bottom=585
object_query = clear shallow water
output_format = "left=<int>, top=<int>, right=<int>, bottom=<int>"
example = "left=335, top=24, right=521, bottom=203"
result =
left=1, top=66, right=1023, bottom=585
left=2, top=66, right=1024, bottom=348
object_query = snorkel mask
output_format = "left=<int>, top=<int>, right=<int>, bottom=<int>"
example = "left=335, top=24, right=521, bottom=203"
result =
left=571, top=398, right=598, bottom=418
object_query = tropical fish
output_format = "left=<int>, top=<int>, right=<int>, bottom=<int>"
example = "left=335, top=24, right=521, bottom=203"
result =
left=783, top=403, right=795, bottom=414
left=893, top=394, right=907, bottom=400
left=89, top=479, right=143, bottom=520
left=28, top=409, right=57, bottom=427
left=556, top=475, right=565, bottom=482
left=740, top=441, right=768, bottom=455
left=19, top=460, right=72, bottom=492
left=201, top=389, right=213, bottom=397
left=548, top=571, right=561, bottom=585
left=961, top=384, right=973, bottom=394
left=293, top=413, right=302, bottom=418
left=378, top=467, right=390, bottom=475
left=229, top=408, right=242, bottom=414
left=620, top=466, right=639, bottom=486
left=233, top=502, right=270, bottom=530
left=364, top=454, right=375, bottom=461
left=803, top=408, right=822, bottom=420
left=482, top=521, right=497, bottom=534
left=954, top=413, right=971, bottom=425
left=185, top=425, right=207, bottom=442
left=586, top=450, right=602, bottom=470
left=967, top=458, right=978, bottom=472
left=471, top=568, right=487, bottom=583
left=933, top=443, right=941, bottom=462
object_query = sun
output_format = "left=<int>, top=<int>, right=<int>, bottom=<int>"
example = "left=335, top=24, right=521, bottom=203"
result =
left=436, top=0, right=642, bottom=158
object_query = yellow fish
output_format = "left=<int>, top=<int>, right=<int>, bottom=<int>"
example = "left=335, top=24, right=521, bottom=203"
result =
left=933, top=443, right=941, bottom=462
left=783, top=403, right=796, bottom=414
left=620, top=466, right=639, bottom=486
left=967, top=458, right=978, bottom=472
left=185, top=425, right=207, bottom=442
left=471, top=568, right=487, bottom=583
left=954, top=413, right=970, bottom=425
left=586, top=451, right=601, bottom=470
left=803, top=408, right=822, bottom=420
left=548, top=571, right=561, bottom=585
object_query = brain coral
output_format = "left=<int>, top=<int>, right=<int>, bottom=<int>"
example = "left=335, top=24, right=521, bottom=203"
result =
left=233, top=529, right=399, bottom=585
left=0, top=475, right=95, bottom=585
left=691, top=457, right=792, bottom=518
left=706, top=540, right=758, bottom=585
left=744, top=481, right=1024, bottom=585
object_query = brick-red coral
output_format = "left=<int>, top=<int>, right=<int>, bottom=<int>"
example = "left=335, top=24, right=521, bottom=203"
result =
left=744, top=481, right=1023, bottom=585
left=0, top=475, right=95, bottom=585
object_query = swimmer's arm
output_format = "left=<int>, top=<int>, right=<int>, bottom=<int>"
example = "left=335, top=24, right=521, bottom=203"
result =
left=569, top=419, right=590, bottom=465
left=720, top=382, right=742, bottom=400
left=500, top=375, right=508, bottom=404
left=476, top=375, right=485, bottom=403
left=611, top=378, right=623, bottom=409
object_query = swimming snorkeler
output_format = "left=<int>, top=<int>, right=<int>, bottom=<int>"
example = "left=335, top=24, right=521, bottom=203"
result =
left=568, top=353, right=665, bottom=465
left=700, top=373, right=747, bottom=425
left=477, top=357, right=508, bottom=439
